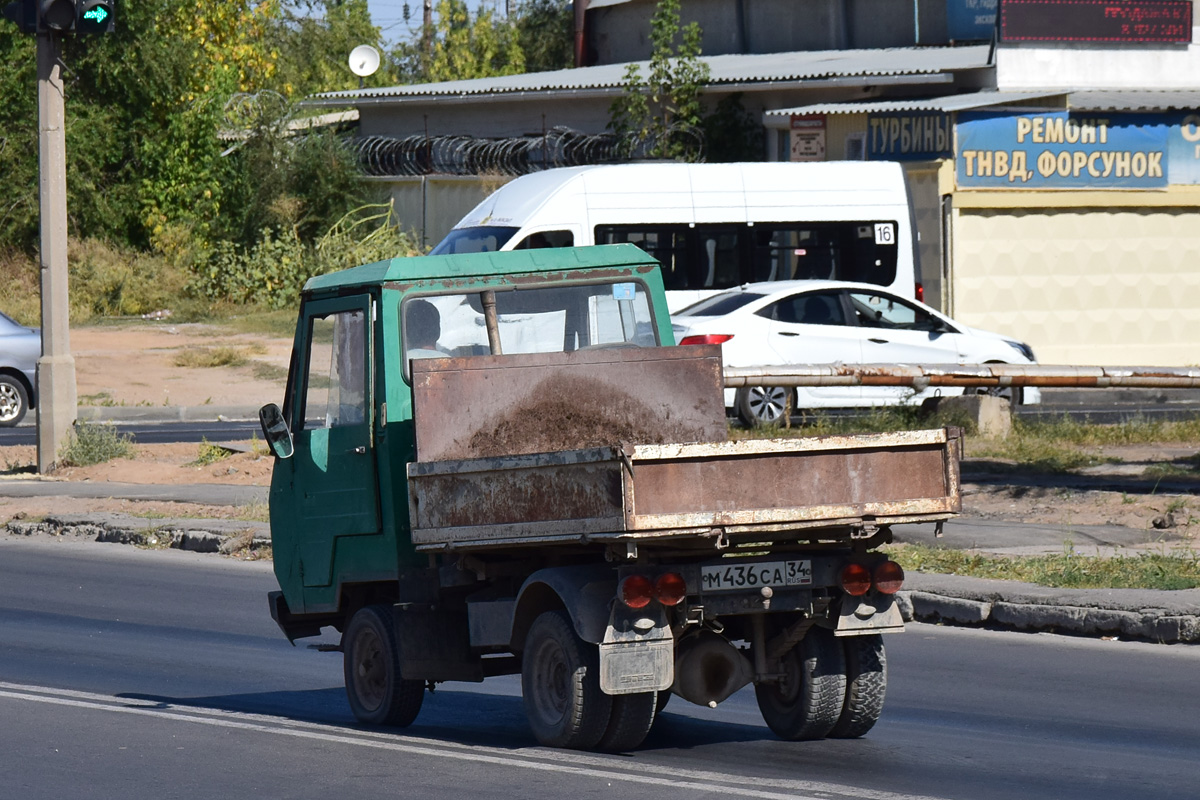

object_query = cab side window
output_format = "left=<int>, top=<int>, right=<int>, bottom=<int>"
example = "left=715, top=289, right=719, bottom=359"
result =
left=301, top=310, right=366, bottom=430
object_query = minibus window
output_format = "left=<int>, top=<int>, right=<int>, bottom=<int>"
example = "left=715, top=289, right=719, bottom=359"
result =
left=513, top=230, right=574, bottom=249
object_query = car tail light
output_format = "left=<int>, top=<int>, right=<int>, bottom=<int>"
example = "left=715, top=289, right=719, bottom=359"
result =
left=874, top=561, right=905, bottom=594
left=619, top=575, right=654, bottom=609
left=679, top=334, right=733, bottom=346
left=915, top=282, right=924, bottom=303
left=654, top=572, right=687, bottom=606
left=840, top=563, right=872, bottom=596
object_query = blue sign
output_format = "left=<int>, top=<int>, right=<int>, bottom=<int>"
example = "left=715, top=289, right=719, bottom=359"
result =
left=868, top=112, right=953, bottom=160
left=946, top=0, right=997, bottom=41
left=1167, top=112, right=1200, bottom=185
left=956, top=111, right=1172, bottom=189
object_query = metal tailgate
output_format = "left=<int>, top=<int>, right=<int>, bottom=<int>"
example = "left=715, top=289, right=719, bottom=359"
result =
left=407, top=429, right=962, bottom=551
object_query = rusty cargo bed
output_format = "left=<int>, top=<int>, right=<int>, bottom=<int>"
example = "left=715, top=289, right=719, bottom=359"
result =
left=407, top=429, right=962, bottom=552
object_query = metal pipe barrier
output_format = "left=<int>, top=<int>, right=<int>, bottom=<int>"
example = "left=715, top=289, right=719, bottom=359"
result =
left=723, top=364, right=1200, bottom=391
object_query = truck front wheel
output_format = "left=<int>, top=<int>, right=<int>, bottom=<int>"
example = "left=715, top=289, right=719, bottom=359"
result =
left=522, top=610, right=612, bottom=749
left=343, top=604, right=424, bottom=727
left=754, top=627, right=846, bottom=740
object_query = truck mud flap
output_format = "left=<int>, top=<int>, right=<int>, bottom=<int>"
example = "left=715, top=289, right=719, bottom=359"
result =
left=599, top=639, right=674, bottom=695
left=834, top=595, right=905, bottom=636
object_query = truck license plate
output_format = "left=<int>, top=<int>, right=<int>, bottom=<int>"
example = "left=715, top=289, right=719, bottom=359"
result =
left=700, top=560, right=812, bottom=592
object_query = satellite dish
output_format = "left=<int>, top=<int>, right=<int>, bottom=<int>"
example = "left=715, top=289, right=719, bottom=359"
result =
left=349, top=45, right=381, bottom=78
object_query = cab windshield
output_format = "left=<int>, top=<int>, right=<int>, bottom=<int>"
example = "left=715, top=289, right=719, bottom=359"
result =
left=401, top=281, right=658, bottom=368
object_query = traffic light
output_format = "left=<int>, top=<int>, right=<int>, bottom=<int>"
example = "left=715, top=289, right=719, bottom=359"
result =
left=2, top=0, right=37, bottom=33
left=37, top=0, right=73, bottom=30
left=75, top=0, right=113, bottom=33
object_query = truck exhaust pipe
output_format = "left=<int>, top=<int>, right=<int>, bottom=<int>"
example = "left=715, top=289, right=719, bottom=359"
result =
left=671, top=629, right=753, bottom=707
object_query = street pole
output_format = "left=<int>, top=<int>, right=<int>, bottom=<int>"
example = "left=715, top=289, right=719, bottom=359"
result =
left=36, top=29, right=77, bottom=473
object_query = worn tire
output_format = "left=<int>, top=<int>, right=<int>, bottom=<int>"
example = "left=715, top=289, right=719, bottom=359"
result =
left=755, top=627, right=847, bottom=741
left=0, top=374, right=29, bottom=428
left=597, top=692, right=657, bottom=752
left=735, top=386, right=791, bottom=427
left=522, top=610, right=612, bottom=749
left=343, top=604, right=424, bottom=727
left=829, top=635, right=887, bottom=739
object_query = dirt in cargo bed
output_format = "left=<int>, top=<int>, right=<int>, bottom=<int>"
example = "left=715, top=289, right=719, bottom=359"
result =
left=466, top=374, right=700, bottom=458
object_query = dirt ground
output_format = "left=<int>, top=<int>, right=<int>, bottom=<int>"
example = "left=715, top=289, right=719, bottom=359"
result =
left=2, top=320, right=1199, bottom=542
left=71, top=321, right=291, bottom=409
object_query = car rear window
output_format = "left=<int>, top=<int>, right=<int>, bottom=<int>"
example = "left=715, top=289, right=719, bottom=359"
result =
left=675, top=293, right=766, bottom=317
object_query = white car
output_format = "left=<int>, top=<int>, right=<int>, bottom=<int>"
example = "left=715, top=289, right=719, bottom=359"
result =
left=672, top=280, right=1039, bottom=426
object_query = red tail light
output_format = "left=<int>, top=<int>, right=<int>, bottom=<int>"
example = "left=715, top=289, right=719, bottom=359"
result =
left=679, top=334, right=733, bottom=346
left=840, top=563, right=872, bottom=596
left=915, top=282, right=924, bottom=303
left=619, top=575, right=654, bottom=609
left=654, top=572, right=687, bottom=606
left=874, top=561, right=905, bottom=594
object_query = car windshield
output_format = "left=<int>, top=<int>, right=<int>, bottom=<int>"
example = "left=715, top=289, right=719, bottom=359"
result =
left=675, top=292, right=766, bottom=317
left=430, top=226, right=519, bottom=255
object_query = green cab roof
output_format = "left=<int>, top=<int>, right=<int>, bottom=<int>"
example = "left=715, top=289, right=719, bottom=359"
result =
left=303, top=244, right=661, bottom=294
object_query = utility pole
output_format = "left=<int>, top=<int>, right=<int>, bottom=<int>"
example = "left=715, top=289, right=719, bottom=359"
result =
left=35, top=28, right=77, bottom=473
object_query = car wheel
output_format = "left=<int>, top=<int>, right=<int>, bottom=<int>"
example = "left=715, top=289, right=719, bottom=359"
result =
left=522, top=610, right=612, bottom=749
left=975, top=362, right=1021, bottom=405
left=343, top=604, right=425, bottom=727
left=735, top=386, right=791, bottom=427
left=0, top=375, right=30, bottom=427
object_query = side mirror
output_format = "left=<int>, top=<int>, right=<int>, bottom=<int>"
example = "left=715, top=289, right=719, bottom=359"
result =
left=258, top=403, right=294, bottom=460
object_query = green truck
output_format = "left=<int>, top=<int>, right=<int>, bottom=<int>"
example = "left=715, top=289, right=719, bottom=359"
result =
left=258, top=244, right=962, bottom=751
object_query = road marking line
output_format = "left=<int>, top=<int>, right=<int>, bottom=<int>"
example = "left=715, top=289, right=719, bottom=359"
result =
left=0, top=682, right=949, bottom=800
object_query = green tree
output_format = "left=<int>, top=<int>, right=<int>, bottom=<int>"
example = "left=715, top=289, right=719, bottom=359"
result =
left=270, top=0, right=393, bottom=96
left=514, top=0, right=573, bottom=73
left=608, top=0, right=710, bottom=161
left=392, top=0, right=525, bottom=83
left=701, top=93, right=764, bottom=162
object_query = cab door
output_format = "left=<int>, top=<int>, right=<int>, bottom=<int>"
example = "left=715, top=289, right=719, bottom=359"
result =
left=285, top=294, right=379, bottom=593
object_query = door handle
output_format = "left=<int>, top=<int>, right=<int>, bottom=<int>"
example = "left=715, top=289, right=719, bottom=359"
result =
left=868, top=338, right=888, bottom=344
left=348, top=446, right=366, bottom=455
left=778, top=331, right=800, bottom=337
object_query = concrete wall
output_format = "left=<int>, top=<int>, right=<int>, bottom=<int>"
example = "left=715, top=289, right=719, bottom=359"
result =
left=375, top=175, right=511, bottom=250
left=950, top=204, right=1200, bottom=366
left=586, top=0, right=950, bottom=64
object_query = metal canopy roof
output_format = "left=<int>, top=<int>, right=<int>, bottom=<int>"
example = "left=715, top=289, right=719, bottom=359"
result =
left=308, top=45, right=993, bottom=106
left=763, top=89, right=1200, bottom=118
left=1066, top=90, right=1200, bottom=112
left=764, top=90, right=1067, bottom=117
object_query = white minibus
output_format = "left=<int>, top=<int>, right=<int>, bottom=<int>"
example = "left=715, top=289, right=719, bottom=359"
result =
left=431, top=162, right=922, bottom=311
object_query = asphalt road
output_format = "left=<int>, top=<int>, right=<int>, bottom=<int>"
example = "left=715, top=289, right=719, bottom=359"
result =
left=2, top=536, right=1198, bottom=800
left=0, top=420, right=262, bottom=447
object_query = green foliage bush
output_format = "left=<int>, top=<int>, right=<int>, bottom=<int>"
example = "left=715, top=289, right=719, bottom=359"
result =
left=59, top=422, right=136, bottom=467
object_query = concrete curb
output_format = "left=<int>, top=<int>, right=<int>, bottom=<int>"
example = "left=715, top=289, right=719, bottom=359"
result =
left=897, top=573, right=1200, bottom=644
left=4, top=512, right=270, bottom=556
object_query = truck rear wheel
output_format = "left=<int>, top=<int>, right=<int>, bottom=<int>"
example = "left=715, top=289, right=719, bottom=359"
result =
left=597, top=692, right=657, bottom=752
left=754, top=627, right=846, bottom=741
left=522, top=610, right=612, bottom=749
left=829, top=634, right=886, bottom=739
left=343, top=604, right=424, bottom=727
